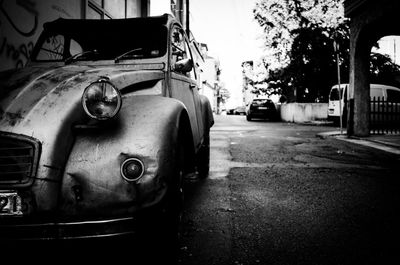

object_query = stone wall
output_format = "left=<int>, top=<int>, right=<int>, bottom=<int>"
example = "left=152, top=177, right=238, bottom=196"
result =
left=279, top=103, right=328, bottom=123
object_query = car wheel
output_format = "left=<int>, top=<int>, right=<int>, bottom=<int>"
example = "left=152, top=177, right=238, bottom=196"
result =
left=197, top=129, right=210, bottom=178
left=161, top=137, right=185, bottom=261
left=137, top=138, right=184, bottom=264
left=164, top=137, right=185, bottom=239
left=246, top=115, right=252, bottom=121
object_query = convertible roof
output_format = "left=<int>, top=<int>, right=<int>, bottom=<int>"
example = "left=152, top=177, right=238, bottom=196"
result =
left=43, top=13, right=173, bottom=32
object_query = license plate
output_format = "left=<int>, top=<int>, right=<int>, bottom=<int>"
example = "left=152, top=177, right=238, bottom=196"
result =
left=258, top=107, right=268, bottom=110
left=0, top=191, right=23, bottom=216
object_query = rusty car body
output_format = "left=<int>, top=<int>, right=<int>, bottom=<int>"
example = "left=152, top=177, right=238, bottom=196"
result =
left=0, top=14, right=213, bottom=242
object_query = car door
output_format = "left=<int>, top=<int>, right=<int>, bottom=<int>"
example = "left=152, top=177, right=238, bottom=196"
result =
left=169, top=25, right=202, bottom=150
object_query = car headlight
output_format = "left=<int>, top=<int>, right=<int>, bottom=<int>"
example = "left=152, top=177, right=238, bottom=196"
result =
left=82, top=79, right=122, bottom=120
left=121, top=158, right=145, bottom=182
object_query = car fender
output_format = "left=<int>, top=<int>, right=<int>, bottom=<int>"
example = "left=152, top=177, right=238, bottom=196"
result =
left=199, top=94, right=214, bottom=132
left=58, top=95, right=195, bottom=218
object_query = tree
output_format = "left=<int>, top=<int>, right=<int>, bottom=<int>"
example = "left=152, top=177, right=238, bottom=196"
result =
left=285, top=23, right=350, bottom=102
left=370, top=52, right=400, bottom=87
left=254, top=0, right=346, bottom=69
left=253, top=0, right=350, bottom=102
left=253, top=0, right=400, bottom=102
left=217, top=82, right=230, bottom=105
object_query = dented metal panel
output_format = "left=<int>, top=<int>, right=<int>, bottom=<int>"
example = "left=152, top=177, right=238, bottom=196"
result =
left=0, top=14, right=213, bottom=241
left=58, top=96, right=187, bottom=218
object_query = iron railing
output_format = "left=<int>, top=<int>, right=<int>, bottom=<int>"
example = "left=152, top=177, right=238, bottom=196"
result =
left=370, top=97, right=400, bottom=134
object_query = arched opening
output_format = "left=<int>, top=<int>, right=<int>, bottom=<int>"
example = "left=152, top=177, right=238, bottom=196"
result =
left=345, top=0, right=400, bottom=136
left=368, top=35, right=400, bottom=134
left=370, top=36, right=400, bottom=86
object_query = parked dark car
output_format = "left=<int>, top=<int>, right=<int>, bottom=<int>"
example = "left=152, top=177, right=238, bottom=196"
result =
left=226, top=108, right=235, bottom=115
left=0, top=14, right=214, bottom=245
left=246, top=98, right=278, bottom=121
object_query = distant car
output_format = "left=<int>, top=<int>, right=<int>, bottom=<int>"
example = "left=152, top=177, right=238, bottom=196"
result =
left=233, top=106, right=246, bottom=115
left=226, top=108, right=235, bottom=115
left=246, top=98, right=278, bottom=121
left=0, top=14, right=214, bottom=243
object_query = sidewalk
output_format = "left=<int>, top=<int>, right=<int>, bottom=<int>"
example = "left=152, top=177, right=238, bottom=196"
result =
left=317, top=131, right=400, bottom=155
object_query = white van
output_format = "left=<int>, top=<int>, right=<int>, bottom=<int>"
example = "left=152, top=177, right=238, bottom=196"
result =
left=328, top=83, right=400, bottom=123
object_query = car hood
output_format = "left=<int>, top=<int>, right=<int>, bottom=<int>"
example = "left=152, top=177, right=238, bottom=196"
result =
left=0, top=63, right=165, bottom=214
left=0, top=63, right=165, bottom=131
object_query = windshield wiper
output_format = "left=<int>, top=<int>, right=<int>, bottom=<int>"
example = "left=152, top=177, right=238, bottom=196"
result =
left=65, top=49, right=98, bottom=64
left=114, top=48, right=143, bottom=63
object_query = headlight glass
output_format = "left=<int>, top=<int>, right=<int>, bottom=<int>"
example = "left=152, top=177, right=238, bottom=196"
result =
left=82, top=80, right=122, bottom=120
left=121, top=158, right=145, bottom=182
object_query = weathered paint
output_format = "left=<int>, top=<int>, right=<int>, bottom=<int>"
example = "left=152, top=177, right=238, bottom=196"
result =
left=171, top=72, right=202, bottom=149
left=0, top=63, right=172, bottom=214
left=0, top=14, right=213, bottom=240
left=58, top=96, right=191, bottom=218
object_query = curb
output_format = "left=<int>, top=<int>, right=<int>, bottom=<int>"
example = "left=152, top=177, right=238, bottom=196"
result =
left=298, top=121, right=335, bottom=126
left=317, top=131, right=400, bottom=155
left=349, top=137, right=400, bottom=149
left=316, top=131, right=344, bottom=139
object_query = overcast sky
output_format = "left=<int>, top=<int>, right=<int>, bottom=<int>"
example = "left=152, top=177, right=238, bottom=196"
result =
left=150, top=1, right=400, bottom=107
left=190, top=0, right=264, bottom=107
left=151, top=0, right=264, bottom=107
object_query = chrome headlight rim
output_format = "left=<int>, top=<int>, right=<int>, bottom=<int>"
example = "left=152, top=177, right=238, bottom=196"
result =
left=81, top=79, right=122, bottom=121
left=120, top=158, right=145, bottom=182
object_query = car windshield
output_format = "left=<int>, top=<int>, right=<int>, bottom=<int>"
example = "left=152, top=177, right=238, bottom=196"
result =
left=31, top=18, right=168, bottom=62
left=252, top=99, right=271, bottom=105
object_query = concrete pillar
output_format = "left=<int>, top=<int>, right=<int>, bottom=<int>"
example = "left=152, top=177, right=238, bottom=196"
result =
left=345, top=0, right=400, bottom=137
left=348, top=27, right=372, bottom=137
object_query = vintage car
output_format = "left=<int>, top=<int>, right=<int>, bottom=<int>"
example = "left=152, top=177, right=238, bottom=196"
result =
left=0, top=14, right=214, bottom=244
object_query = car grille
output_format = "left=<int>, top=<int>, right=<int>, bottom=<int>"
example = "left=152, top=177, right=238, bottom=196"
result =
left=0, top=133, right=40, bottom=187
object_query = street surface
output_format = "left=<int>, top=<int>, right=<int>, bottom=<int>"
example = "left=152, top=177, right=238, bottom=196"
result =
left=178, top=114, right=400, bottom=265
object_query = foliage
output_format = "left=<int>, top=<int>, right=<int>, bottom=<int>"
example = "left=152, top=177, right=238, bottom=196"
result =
left=252, top=0, right=400, bottom=103
left=253, top=0, right=348, bottom=102
left=283, top=23, right=350, bottom=102
left=370, top=52, right=400, bottom=87
left=254, top=0, right=346, bottom=68
left=217, top=83, right=230, bottom=104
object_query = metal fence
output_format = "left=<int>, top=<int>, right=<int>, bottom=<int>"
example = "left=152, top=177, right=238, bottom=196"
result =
left=370, top=97, right=400, bottom=134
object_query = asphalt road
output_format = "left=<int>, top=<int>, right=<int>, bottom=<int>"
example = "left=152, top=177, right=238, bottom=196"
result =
left=178, top=114, right=400, bottom=265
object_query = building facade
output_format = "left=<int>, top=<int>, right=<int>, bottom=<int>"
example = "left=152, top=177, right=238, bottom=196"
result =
left=197, top=43, right=221, bottom=113
left=0, top=0, right=149, bottom=71
left=241, top=60, right=255, bottom=106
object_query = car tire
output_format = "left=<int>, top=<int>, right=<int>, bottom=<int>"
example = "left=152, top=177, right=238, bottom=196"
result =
left=165, top=136, right=185, bottom=237
left=246, top=115, right=252, bottom=121
left=197, top=129, right=210, bottom=178
left=137, top=137, right=185, bottom=264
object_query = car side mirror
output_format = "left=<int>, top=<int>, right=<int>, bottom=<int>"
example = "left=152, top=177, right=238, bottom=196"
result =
left=174, top=58, right=193, bottom=73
